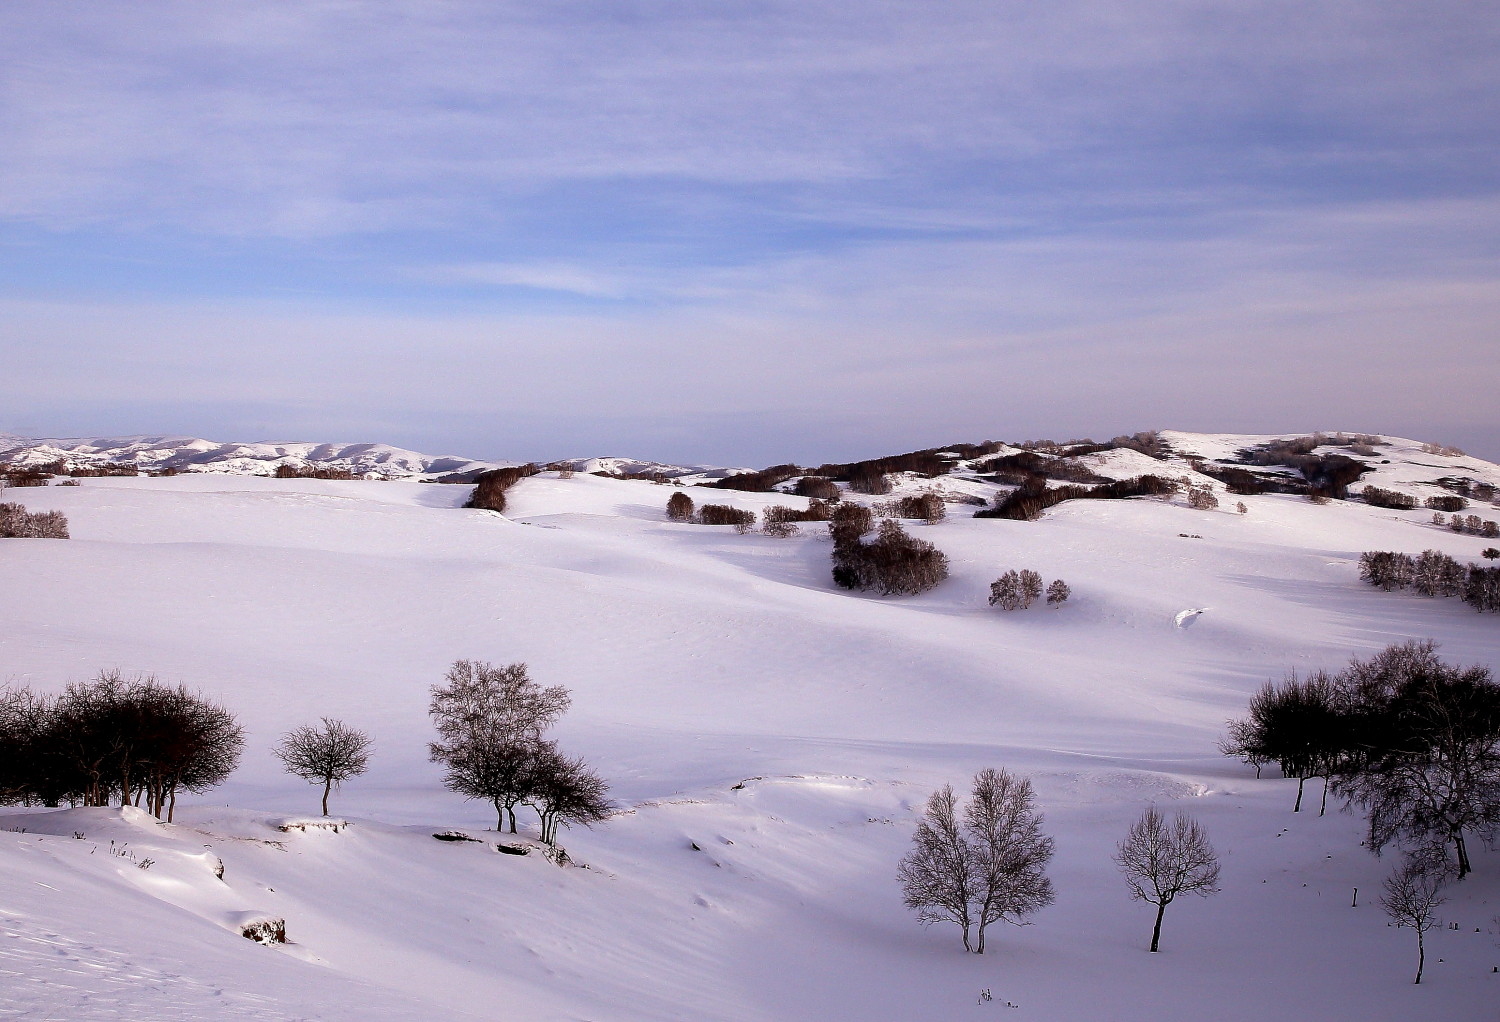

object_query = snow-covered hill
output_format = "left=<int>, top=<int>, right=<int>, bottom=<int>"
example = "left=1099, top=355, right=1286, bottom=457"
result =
left=2, top=430, right=1499, bottom=1020
left=0, top=434, right=513, bottom=480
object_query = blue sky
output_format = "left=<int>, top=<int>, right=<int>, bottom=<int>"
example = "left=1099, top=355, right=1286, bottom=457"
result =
left=3, top=2, right=1497, bottom=464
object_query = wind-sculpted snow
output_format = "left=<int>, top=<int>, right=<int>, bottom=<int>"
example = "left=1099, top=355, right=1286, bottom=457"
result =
left=2, top=437, right=1499, bottom=1019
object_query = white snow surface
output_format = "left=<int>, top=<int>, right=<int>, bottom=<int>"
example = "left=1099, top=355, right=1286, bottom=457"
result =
left=2, top=436, right=1500, bottom=1020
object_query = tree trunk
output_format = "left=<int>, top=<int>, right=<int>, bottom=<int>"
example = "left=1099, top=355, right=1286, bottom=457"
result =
left=975, top=922, right=986, bottom=955
left=167, top=784, right=177, bottom=823
left=495, top=802, right=505, bottom=831
left=960, top=921, right=972, bottom=953
left=507, top=807, right=517, bottom=834
left=1319, top=776, right=1329, bottom=816
left=1150, top=902, right=1167, bottom=952
left=1294, top=775, right=1304, bottom=813
left=1415, top=930, right=1425, bottom=984
left=1455, top=832, right=1470, bottom=878
left=321, top=777, right=332, bottom=817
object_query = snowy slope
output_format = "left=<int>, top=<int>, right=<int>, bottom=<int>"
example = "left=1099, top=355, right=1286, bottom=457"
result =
left=2, top=440, right=1499, bottom=1020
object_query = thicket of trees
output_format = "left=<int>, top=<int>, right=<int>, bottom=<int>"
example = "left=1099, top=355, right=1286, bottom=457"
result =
left=1222, top=641, right=1500, bottom=878
left=666, top=491, right=694, bottom=521
left=897, top=768, right=1055, bottom=953
left=988, top=570, right=1069, bottom=610
left=0, top=502, right=69, bottom=538
left=0, top=671, right=242, bottom=820
left=697, top=504, right=757, bottom=532
left=1361, top=486, right=1418, bottom=510
left=831, top=517, right=949, bottom=596
left=1359, top=550, right=1500, bottom=613
left=427, top=660, right=610, bottom=844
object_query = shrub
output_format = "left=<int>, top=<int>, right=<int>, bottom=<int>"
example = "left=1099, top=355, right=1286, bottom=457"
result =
left=666, top=491, right=695, bottom=522
left=274, top=464, right=356, bottom=480
left=1462, top=566, right=1500, bottom=613
left=792, top=476, right=840, bottom=500
left=761, top=506, right=801, bottom=538
left=1425, top=494, right=1467, bottom=513
left=0, top=503, right=69, bottom=539
left=1420, top=442, right=1465, bottom=456
left=698, top=504, right=757, bottom=533
left=1411, top=550, right=1464, bottom=598
left=1186, top=484, right=1219, bottom=511
left=1363, top=486, right=1419, bottom=510
left=1483, top=548, right=1500, bottom=560
left=1236, top=502, right=1248, bottom=515
left=1046, top=579, right=1070, bottom=607
left=1359, top=551, right=1415, bottom=590
left=828, top=503, right=874, bottom=546
left=989, top=570, right=1041, bottom=610
left=831, top=519, right=948, bottom=595
left=1432, top=512, right=1447, bottom=527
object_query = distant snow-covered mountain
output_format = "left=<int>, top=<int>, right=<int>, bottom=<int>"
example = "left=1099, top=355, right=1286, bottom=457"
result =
left=0, top=434, right=513, bottom=480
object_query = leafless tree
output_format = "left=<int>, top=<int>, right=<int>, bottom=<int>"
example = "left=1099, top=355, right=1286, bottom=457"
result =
left=1046, top=579, right=1070, bottom=607
left=1381, top=850, right=1450, bottom=984
left=761, top=505, right=801, bottom=538
left=989, top=571, right=1023, bottom=611
left=1114, top=806, right=1221, bottom=952
left=897, top=769, right=1055, bottom=953
left=523, top=743, right=612, bottom=845
left=273, top=718, right=372, bottom=816
left=1019, top=570, right=1043, bottom=608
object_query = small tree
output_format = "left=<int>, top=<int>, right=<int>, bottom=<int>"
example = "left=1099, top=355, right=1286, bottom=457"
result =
left=523, top=743, right=612, bottom=845
left=1381, top=850, right=1450, bottom=984
left=1482, top=547, right=1499, bottom=561
left=761, top=505, right=801, bottom=538
left=896, top=768, right=1055, bottom=953
left=1046, top=579, right=1070, bottom=607
left=1236, top=502, right=1248, bottom=515
left=1019, top=570, right=1043, bottom=608
left=1114, top=806, right=1221, bottom=952
left=666, top=491, right=694, bottom=522
left=273, top=718, right=372, bottom=816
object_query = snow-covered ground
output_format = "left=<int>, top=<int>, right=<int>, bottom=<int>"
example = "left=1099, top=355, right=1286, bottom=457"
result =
left=2, top=433, right=1498, bottom=1020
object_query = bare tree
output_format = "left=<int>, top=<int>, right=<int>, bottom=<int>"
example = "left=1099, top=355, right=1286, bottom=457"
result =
left=666, top=491, right=694, bottom=522
left=1381, top=850, right=1450, bottom=984
left=523, top=743, right=612, bottom=845
left=1046, top=579, right=1070, bottom=608
left=1115, top=806, right=1221, bottom=952
left=1019, top=570, right=1043, bottom=608
left=897, top=769, right=1055, bottom=953
left=273, top=718, right=372, bottom=816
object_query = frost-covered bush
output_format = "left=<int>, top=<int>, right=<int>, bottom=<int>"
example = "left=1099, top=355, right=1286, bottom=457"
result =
left=1186, top=484, right=1219, bottom=511
left=0, top=503, right=69, bottom=539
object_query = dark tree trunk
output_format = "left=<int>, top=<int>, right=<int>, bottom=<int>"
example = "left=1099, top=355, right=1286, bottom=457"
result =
left=1294, top=775, right=1305, bottom=813
left=321, top=777, right=332, bottom=817
left=507, top=807, right=517, bottom=833
left=1415, top=930, right=1425, bottom=984
left=1319, top=776, right=1329, bottom=816
left=1455, top=832, right=1471, bottom=878
left=1150, top=902, right=1167, bottom=952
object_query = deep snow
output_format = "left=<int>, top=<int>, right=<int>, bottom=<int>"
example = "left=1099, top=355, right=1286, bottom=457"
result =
left=2, top=432, right=1498, bottom=1020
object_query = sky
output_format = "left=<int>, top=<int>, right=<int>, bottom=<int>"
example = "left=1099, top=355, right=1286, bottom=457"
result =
left=2, top=1, right=1498, bottom=466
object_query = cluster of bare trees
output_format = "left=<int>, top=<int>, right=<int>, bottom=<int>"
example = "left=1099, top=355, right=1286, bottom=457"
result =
left=1435, top=513, right=1500, bottom=538
left=1185, top=482, right=1219, bottom=510
left=900, top=769, right=1220, bottom=954
left=1359, top=550, right=1500, bottom=613
left=1222, top=641, right=1500, bottom=878
left=989, top=570, right=1069, bottom=610
left=0, top=671, right=242, bottom=820
left=464, top=464, right=540, bottom=514
left=427, top=660, right=610, bottom=846
left=830, top=508, right=949, bottom=596
left=0, top=502, right=69, bottom=538
left=871, top=493, right=946, bottom=524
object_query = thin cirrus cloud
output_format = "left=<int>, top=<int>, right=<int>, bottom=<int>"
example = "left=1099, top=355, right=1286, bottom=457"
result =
left=0, top=2, right=1497, bottom=462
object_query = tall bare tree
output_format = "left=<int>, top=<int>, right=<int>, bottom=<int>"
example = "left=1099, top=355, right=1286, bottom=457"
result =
left=273, top=718, right=372, bottom=816
left=1115, top=806, right=1221, bottom=952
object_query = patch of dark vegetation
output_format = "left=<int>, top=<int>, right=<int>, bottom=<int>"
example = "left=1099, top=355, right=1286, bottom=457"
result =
left=1190, top=463, right=1300, bottom=496
left=1228, top=435, right=1374, bottom=499
left=1425, top=494, right=1468, bottom=513
left=1431, top=476, right=1497, bottom=502
left=495, top=842, right=532, bottom=856
left=970, top=451, right=1108, bottom=485
left=975, top=474, right=1179, bottom=522
left=464, top=464, right=540, bottom=514
left=0, top=467, right=53, bottom=487
left=240, top=918, right=287, bottom=944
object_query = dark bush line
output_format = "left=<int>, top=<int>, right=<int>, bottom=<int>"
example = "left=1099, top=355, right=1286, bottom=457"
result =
left=1425, top=494, right=1467, bottom=513
left=698, top=504, right=757, bottom=532
left=464, top=464, right=540, bottom=513
left=813, top=450, right=956, bottom=484
left=970, top=451, right=1107, bottom=485
left=0, top=503, right=69, bottom=539
left=1432, top=476, right=1497, bottom=501
left=975, top=474, right=1179, bottom=522
left=274, top=464, right=357, bottom=480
